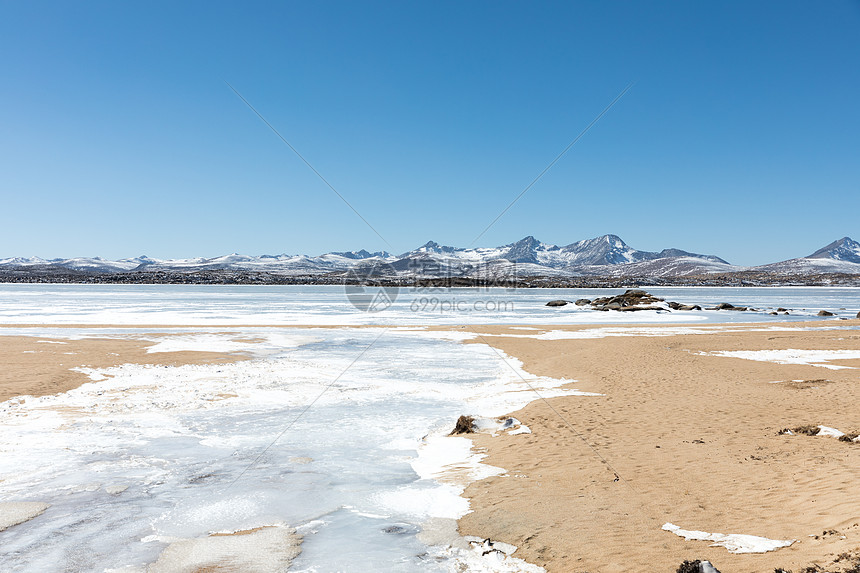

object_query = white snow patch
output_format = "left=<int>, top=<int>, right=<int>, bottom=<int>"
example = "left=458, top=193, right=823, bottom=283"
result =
left=471, top=416, right=531, bottom=436
left=429, top=538, right=546, bottom=573
left=662, top=522, right=795, bottom=553
left=702, top=349, right=860, bottom=369
left=816, top=426, right=846, bottom=438
left=143, top=332, right=319, bottom=355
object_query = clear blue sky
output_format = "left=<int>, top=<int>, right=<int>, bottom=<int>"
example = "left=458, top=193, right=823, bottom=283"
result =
left=2, top=1, right=858, bottom=266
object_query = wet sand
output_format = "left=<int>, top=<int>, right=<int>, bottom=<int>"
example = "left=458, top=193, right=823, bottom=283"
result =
left=458, top=320, right=860, bottom=572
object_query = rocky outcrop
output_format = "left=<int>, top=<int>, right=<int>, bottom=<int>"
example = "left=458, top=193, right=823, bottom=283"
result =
left=545, top=289, right=708, bottom=312
left=590, top=289, right=665, bottom=311
left=541, top=289, right=833, bottom=318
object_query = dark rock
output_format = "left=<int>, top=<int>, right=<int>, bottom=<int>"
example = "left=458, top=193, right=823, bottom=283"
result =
left=728, top=306, right=748, bottom=311
left=545, top=300, right=568, bottom=307
left=817, top=310, right=835, bottom=317
left=619, top=305, right=667, bottom=312
left=669, top=302, right=702, bottom=310
left=856, top=311, right=860, bottom=318
left=589, top=289, right=665, bottom=311
left=382, top=524, right=418, bottom=535
left=625, top=289, right=649, bottom=297
left=450, top=415, right=475, bottom=435
left=676, top=560, right=721, bottom=573
left=714, top=302, right=735, bottom=310
left=770, top=312, right=778, bottom=315
left=777, top=307, right=787, bottom=312
left=575, top=298, right=591, bottom=306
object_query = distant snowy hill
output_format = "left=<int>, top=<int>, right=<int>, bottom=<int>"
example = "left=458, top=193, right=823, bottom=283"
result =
left=131, top=252, right=395, bottom=275
left=392, top=234, right=733, bottom=277
left=0, top=255, right=153, bottom=273
left=2, top=235, right=858, bottom=278
left=753, top=236, right=860, bottom=275
left=808, top=237, right=860, bottom=264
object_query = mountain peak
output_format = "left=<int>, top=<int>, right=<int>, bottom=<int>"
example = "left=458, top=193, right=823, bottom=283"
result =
left=401, top=241, right=459, bottom=257
left=329, top=249, right=391, bottom=260
left=504, top=236, right=545, bottom=264
left=600, top=233, right=626, bottom=245
left=808, top=236, right=860, bottom=263
left=558, top=234, right=636, bottom=265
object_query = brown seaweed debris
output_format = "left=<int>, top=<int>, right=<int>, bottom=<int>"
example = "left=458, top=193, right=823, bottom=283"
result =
left=776, top=551, right=860, bottom=573
left=779, top=425, right=821, bottom=436
left=785, top=379, right=832, bottom=390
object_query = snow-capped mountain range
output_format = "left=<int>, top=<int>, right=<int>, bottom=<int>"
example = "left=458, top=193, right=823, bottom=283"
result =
left=2, top=235, right=859, bottom=278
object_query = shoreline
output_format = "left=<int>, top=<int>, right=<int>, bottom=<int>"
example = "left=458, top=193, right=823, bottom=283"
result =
left=3, top=318, right=854, bottom=403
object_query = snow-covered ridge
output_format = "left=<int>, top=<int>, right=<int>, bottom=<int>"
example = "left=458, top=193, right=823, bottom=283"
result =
left=2, top=235, right=859, bottom=277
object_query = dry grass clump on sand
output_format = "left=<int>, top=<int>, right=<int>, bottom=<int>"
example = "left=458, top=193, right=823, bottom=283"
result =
left=779, top=425, right=822, bottom=436
left=449, top=415, right=476, bottom=435
left=775, top=548, right=860, bottom=573
left=785, top=379, right=833, bottom=390
left=778, top=425, right=860, bottom=443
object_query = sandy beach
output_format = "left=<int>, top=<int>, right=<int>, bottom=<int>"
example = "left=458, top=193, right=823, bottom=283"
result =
left=458, top=320, right=860, bottom=572
left=0, top=334, right=250, bottom=403
left=2, top=320, right=860, bottom=571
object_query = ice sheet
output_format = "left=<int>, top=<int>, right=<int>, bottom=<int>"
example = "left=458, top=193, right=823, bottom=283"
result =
left=2, top=284, right=858, bottom=326
left=0, top=327, right=584, bottom=572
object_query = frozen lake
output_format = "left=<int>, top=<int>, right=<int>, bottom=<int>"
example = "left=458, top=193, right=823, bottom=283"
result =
left=1, top=284, right=858, bottom=325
